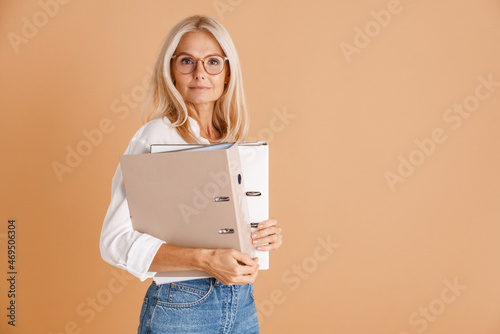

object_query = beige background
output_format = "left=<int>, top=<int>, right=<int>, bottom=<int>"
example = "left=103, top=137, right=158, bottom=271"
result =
left=1, top=0, right=500, bottom=333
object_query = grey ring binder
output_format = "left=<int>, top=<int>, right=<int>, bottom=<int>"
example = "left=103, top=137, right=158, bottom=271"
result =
left=145, top=141, right=270, bottom=282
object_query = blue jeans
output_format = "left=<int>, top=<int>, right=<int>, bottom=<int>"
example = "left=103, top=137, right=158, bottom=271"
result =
left=138, top=278, right=260, bottom=333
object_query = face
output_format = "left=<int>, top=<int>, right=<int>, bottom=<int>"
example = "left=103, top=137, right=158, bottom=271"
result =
left=171, top=31, right=229, bottom=109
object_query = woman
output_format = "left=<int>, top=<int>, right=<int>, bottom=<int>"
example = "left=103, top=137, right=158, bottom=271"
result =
left=100, top=15, right=283, bottom=333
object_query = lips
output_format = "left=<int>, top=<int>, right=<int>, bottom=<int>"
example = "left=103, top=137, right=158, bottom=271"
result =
left=190, top=86, right=211, bottom=90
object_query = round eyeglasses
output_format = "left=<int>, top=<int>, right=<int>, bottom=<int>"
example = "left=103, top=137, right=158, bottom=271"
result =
left=172, top=54, right=228, bottom=75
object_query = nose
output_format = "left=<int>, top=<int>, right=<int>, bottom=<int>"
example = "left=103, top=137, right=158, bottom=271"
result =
left=193, top=59, right=207, bottom=79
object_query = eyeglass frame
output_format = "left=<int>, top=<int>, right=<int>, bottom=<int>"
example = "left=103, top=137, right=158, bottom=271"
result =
left=171, top=53, right=229, bottom=75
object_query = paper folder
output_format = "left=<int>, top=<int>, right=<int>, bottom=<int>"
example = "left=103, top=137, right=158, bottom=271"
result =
left=151, top=142, right=270, bottom=273
left=120, top=143, right=253, bottom=283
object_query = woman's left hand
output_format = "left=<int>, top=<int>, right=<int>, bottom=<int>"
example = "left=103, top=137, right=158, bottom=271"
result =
left=251, top=218, right=282, bottom=252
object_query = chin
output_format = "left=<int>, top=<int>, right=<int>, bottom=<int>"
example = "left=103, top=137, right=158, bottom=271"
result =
left=186, top=95, right=218, bottom=103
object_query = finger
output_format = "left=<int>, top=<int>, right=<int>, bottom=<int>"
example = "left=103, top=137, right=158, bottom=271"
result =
left=256, top=235, right=282, bottom=251
left=255, top=241, right=281, bottom=251
left=221, top=263, right=258, bottom=285
left=216, top=267, right=255, bottom=285
left=237, top=265, right=259, bottom=284
left=237, top=263, right=259, bottom=276
left=232, top=251, right=256, bottom=266
left=235, top=257, right=259, bottom=275
left=255, top=218, right=278, bottom=230
left=253, top=234, right=280, bottom=247
left=229, top=276, right=255, bottom=285
left=251, top=226, right=281, bottom=240
left=221, top=261, right=259, bottom=285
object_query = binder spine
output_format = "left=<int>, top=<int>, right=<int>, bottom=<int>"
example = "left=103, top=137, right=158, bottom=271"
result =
left=227, top=145, right=253, bottom=256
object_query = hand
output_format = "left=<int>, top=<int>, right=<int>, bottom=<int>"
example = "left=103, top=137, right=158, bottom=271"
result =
left=251, top=218, right=282, bottom=252
left=201, top=249, right=259, bottom=285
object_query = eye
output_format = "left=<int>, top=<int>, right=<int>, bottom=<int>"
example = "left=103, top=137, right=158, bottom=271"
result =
left=180, top=56, right=195, bottom=65
left=206, top=57, right=221, bottom=66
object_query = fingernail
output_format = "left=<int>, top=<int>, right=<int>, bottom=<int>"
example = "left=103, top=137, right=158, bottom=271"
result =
left=258, top=224, right=263, bottom=228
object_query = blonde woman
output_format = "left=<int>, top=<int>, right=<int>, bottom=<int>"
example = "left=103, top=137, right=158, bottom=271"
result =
left=100, top=15, right=282, bottom=333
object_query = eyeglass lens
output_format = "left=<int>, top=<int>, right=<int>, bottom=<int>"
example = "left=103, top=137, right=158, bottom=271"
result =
left=175, top=55, right=225, bottom=75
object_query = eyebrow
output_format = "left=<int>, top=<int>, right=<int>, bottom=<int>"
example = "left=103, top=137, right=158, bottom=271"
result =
left=176, top=51, right=225, bottom=58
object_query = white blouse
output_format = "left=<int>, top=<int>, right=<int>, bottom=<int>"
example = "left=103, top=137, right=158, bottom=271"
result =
left=99, top=116, right=211, bottom=281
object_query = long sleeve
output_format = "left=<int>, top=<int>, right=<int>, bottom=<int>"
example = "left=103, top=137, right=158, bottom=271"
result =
left=99, top=117, right=209, bottom=281
left=99, top=129, right=166, bottom=281
left=99, top=163, right=166, bottom=281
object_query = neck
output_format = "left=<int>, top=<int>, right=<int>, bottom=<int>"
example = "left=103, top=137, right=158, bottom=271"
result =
left=189, top=102, right=219, bottom=141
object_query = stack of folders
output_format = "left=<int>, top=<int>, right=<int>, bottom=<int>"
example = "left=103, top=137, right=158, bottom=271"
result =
left=120, top=141, right=269, bottom=283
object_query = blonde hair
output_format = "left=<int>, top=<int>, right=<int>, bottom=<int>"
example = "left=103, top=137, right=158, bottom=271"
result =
left=141, top=15, right=249, bottom=144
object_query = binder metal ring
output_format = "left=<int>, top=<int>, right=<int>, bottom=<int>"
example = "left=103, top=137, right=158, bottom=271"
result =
left=214, top=196, right=230, bottom=202
left=246, top=191, right=261, bottom=196
left=218, top=228, right=234, bottom=234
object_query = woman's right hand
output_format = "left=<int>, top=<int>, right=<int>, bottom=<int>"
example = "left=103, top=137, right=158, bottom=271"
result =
left=201, top=249, right=259, bottom=285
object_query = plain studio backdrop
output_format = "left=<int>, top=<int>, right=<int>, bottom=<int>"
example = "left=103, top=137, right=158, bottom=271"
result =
left=1, top=0, right=500, bottom=333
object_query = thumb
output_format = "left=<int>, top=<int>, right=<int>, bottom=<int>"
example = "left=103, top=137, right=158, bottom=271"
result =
left=233, top=252, right=255, bottom=266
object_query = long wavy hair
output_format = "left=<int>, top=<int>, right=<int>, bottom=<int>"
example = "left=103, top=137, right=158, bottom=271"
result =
left=141, top=15, right=249, bottom=143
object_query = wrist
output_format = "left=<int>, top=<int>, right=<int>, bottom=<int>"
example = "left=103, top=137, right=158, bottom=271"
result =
left=192, top=248, right=213, bottom=272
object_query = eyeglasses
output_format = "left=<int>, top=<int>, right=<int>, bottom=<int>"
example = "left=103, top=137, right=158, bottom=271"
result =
left=171, top=54, right=228, bottom=75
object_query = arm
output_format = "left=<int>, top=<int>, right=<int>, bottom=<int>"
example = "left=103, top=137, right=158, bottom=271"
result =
left=100, top=168, right=259, bottom=284
left=149, top=217, right=283, bottom=285
left=100, top=160, right=260, bottom=284
left=148, top=244, right=260, bottom=285
left=99, top=162, right=167, bottom=281
left=100, top=123, right=170, bottom=281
